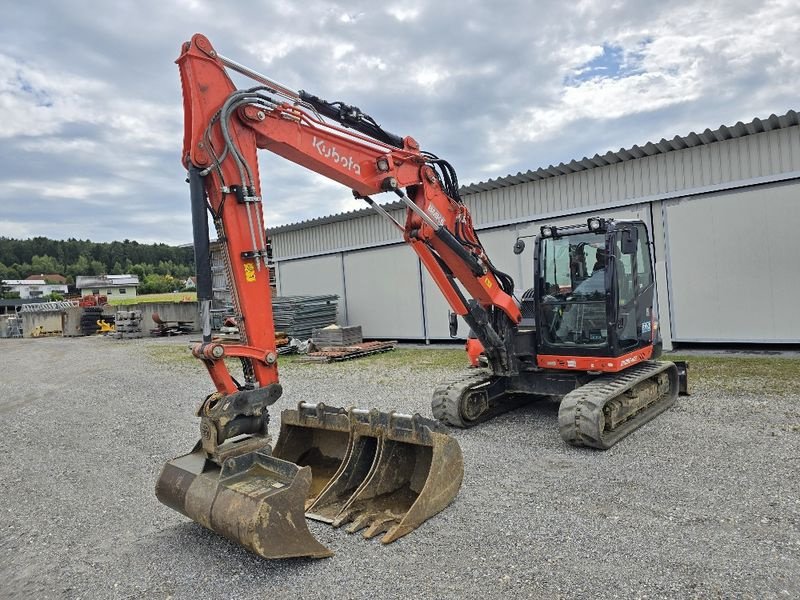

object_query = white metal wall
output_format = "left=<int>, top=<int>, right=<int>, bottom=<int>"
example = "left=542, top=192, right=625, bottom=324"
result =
left=275, top=254, right=346, bottom=325
left=342, top=245, right=425, bottom=339
left=664, top=181, right=800, bottom=342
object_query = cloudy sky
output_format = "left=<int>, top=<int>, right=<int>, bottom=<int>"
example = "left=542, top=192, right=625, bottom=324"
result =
left=1, top=0, right=797, bottom=245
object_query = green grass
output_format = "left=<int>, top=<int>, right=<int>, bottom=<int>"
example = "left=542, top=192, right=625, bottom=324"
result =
left=667, top=353, right=800, bottom=397
left=109, top=292, right=197, bottom=306
left=275, top=346, right=468, bottom=370
left=142, top=344, right=800, bottom=397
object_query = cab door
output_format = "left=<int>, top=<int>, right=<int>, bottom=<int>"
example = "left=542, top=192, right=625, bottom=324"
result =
left=612, top=223, right=655, bottom=353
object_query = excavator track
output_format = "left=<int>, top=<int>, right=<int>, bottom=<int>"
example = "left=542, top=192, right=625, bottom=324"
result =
left=432, top=371, right=525, bottom=428
left=558, top=360, right=679, bottom=450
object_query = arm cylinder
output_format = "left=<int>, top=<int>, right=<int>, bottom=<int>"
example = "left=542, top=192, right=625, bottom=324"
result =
left=188, top=166, right=213, bottom=342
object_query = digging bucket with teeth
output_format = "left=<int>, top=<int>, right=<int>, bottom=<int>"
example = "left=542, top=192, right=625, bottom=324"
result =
left=304, top=407, right=464, bottom=544
left=270, top=403, right=353, bottom=506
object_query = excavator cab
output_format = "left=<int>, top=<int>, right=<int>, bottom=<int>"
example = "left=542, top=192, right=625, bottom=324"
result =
left=436, top=217, right=686, bottom=448
left=532, top=218, right=661, bottom=362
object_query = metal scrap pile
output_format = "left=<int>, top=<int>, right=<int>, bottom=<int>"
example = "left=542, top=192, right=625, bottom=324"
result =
left=271, top=295, right=338, bottom=339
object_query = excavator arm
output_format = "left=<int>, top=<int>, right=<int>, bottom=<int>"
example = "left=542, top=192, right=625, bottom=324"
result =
left=178, top=34, right=521, bottom=404
left=155, top=34, right=479, bottom=561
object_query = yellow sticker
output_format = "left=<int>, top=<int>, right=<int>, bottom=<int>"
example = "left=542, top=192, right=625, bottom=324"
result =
left=243, top=262, right=256, bottom=282
left=484, top=277, right=493, bottom=289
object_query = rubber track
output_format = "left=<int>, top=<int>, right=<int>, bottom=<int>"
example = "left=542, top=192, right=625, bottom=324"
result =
left=431, top=371, right=494, bottom=428
left=558, top=360, right=679, bottom=450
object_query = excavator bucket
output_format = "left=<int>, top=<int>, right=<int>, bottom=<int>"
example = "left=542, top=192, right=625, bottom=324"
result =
left=156, top=403, right=463, bottom=559
left=156, top=442, right=333, bottom=559
left=304, top=407, right=464, bottom=544
left=271, top=403, right=353, bottom=505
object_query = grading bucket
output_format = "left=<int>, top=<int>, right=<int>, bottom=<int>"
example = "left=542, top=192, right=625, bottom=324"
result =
left=156, top=442, right=333, bottom=559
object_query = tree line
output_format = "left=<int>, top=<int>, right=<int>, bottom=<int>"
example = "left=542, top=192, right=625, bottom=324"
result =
left=0, top=237, right=196, bottom=295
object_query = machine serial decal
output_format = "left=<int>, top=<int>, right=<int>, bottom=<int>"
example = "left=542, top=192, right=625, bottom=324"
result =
left=312, top=136, right=361, bottom=175
left=426, top=204, right=446, bottom=227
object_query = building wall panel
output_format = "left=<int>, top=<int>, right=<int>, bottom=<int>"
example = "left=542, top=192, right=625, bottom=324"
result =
left=342, top=245, right=425, bottom=339
left=275, top=254, right=346, bottom=325
left=665, top=180, right=800, bottom=342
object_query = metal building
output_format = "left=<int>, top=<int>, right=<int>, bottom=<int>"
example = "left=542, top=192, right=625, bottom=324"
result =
left=268, top=110, right=800, bottom=348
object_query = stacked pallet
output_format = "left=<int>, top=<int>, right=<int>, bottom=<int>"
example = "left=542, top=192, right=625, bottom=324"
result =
left=312, top=325, right=362, bottom=346
left=271, top=295, right=338, bottom=339
left=111, top=310, right=143, bottom=339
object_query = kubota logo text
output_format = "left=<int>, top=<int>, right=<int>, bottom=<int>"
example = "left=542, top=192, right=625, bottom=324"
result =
left=312, top=136, right=361, bottom=175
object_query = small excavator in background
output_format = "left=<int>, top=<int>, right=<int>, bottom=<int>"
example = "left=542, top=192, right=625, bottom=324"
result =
left=156, top=34, right=687, bottom=561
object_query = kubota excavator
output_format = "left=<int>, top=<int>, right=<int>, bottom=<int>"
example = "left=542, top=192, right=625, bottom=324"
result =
left=156, top=34, right=687, bottom=560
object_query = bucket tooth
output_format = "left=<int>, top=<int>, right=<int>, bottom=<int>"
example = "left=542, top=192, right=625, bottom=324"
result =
left=362, top=515, right=397, bottom=539
left=156, top=444, right=333, bottom=560
left=336, top=510, right=372, bottom=532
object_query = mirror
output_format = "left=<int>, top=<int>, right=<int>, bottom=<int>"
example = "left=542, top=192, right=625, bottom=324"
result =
left=513, top=239, right=526, bottom=254
left=621, top=228, right=638, bottom=255
left=448, top=311, right=458, bottom=338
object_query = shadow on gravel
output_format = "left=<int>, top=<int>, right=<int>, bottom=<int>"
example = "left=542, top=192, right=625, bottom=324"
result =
left=151, top=522, right=326, bottom=570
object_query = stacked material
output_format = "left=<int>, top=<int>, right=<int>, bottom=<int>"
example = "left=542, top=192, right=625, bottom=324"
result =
left=271, top=295, right=338, bottom=339
left=111, top=310, right=143, bottom=339
left=4, top=315, right=22, bottom=338
left=311, top=325, right=362, bottom=347
left=300, top=340, right=396, bottom=363
left=81, top=307, right=105, bottom=336
left=150, top=312, right=193, bottom=337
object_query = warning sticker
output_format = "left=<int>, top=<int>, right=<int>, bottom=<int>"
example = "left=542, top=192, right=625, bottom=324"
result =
left=484, top=277, right=493, bottom=289
left=243, top=262, right=256, bottom=282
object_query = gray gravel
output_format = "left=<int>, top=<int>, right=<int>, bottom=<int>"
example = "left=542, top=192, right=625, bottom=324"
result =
left=1, top=336, right=798, bottom=599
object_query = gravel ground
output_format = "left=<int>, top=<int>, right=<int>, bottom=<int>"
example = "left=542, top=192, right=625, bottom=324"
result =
left=2, top=336, right=799, bottom=599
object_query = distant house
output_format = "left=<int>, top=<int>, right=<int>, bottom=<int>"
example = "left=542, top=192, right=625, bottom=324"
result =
left=184, top=276, right=197, bottom=289
left=76, top=274, right=139, bottom=299
left=2, top=279, right=69, bottom=299
left=26, top=273, right=68, bottom=285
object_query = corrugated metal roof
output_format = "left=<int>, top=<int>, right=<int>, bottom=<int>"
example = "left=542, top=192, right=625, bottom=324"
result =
left=267, top=109, right=798, bottom=235
left=75, top=275, right=139, bottom=288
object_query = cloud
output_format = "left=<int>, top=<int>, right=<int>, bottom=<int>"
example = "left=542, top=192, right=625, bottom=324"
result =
left=0, top=0, right=797, bottom=245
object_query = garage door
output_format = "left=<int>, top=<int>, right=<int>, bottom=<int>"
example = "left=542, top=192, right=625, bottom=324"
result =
left=665, top=181, right=800, bottom=342
left=342, top=245, right=425, bottom=339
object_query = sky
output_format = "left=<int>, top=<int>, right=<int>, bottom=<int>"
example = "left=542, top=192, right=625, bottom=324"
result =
left=0, top=0, right=797, bottom=245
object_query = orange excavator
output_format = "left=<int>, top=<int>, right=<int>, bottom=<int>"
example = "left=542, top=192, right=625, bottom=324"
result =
left=157, top=34, right=687, bottom=560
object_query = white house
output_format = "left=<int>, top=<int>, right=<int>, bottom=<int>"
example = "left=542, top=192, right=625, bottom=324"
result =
left=2, top=279, right=69, bottom=299
left=76, top=275, right=139, bottom=299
